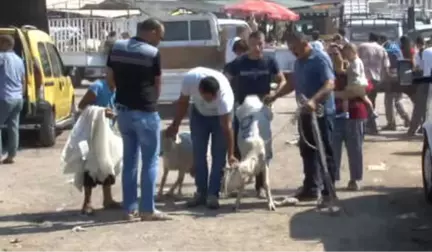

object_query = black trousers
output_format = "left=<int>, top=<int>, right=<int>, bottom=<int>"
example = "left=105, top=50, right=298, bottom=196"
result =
left=298, top=114, right=336, bottom=196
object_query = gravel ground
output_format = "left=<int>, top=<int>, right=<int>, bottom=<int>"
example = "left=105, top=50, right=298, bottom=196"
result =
left=0, top=91, right=432, bottom=251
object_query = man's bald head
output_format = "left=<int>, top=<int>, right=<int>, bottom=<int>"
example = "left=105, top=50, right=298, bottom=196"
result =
left=137, top=18, right=164, bottom=46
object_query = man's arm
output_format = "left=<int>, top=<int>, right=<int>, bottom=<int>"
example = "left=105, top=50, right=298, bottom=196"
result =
left=152, top=52, right=162, bottom=98
left=170, top=75, right=193, bottom=130
left=272, top=72, right=294, bottom=100
left=220, top=113, right=235, bottom=159
left=106, top=49, right=116, bottom=89
left=218, top=89, right=235, bottom=160
left=270, top=57, right=286, bottom=91
left=310, top=56, right=335, bottom=103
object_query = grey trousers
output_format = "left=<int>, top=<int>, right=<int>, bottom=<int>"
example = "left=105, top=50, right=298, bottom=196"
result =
left=333, top=118, right=364, bottom=181
left=384, top=92, right=410, bottom=126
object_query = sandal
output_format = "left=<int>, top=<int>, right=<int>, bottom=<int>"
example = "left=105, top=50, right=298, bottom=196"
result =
left=140, top=210, right=173, bottom=221
left=124, top=211, right=139, bottom=221
left=81, top=204, right=94, bottom=216
left=2, top=158, right=14, bottom=164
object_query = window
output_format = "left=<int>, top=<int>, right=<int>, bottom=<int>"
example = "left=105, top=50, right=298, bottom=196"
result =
left=45, top=43, right=63, bottom=77
left=37, top=43, right=52, bottom=77
left=163, top=21, right=189, bottom=41
left=190, top=20, right=211, bottom=40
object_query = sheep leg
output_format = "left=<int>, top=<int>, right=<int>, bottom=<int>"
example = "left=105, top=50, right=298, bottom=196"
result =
left=263, top=165, right=276, bottom=211
left=176, top=171, right=186, bottom=196
left=157, top=168, right=169, bottom=199
left=166, top=171, right=184, bottom=197
left=233, top=184, right=245, bottom=212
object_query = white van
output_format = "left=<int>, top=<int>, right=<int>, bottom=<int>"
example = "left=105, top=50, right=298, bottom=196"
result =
left=345, top=19, right=403, bottom=43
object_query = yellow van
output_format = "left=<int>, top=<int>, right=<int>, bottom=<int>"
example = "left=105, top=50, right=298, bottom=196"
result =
left=0, top=25, right=75, bottom=147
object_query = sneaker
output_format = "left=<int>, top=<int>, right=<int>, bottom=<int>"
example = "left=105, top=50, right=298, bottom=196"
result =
left=347, top=180, right=360, bottom=191
left=206, top=195, right=220, bottom=210
left=381, top=124, right=396, bottom=131
left=140, top=210, right=173, bottom=221
left=186, top=193, right=206, bottom=208
left=317, top=195, right=331, bottom=208
left=292, top=188, right=319, bottom=202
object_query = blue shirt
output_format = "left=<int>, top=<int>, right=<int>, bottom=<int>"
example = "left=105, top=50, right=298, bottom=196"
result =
left=88, top=79, right=115, bottom=109
left=294, top=49, right=335, bottom=115
left=0, top=51, right=25, bottom=100
left=225, top=54, right=279, bottom=103
left=383, top=41, right=403, bottom=69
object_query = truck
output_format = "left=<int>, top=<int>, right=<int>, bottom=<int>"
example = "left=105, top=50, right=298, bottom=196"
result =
left=49, top=12, right=296, bottom=103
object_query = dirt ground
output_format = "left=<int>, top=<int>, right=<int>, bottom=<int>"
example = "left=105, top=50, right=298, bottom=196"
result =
left=1, top=90, right=432, bottom=251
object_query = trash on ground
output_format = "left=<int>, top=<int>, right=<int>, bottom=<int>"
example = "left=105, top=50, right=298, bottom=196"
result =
left=367, top=162, right=388, bottom=171
left=9, top=238, right=20, bottom=244
left=72, top=226, right=86, bottom=232
left=285, top=139, right=299, bottom=145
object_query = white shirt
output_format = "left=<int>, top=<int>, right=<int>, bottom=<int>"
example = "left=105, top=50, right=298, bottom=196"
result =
left=310, top=40, right=324, bottom=51
left=422, top=47, right=432, bottom=77
left=181, top=67, right=234, bottom=116
left=225, top=37, right=241, bottom=64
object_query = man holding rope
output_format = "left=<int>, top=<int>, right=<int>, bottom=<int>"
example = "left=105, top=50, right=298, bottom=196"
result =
left=266, top=31, right=337, bottom=204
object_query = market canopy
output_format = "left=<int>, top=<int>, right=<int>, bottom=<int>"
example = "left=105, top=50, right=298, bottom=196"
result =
left=223, top=0, right=300, bottom=21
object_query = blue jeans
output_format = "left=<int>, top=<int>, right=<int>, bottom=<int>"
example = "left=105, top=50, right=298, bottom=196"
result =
left=190, top=106, right=227, bottom=198
left=298, top=114, right=336, bottom=196
left=333, top=118, right=364, bottom=181
left=0, top=99, right=23, bottom=158
left=116, top=105, right=160, bottom=213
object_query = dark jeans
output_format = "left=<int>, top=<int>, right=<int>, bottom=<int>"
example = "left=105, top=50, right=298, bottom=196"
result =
left=0, top=99, right=23, bottom=158
left=298, top=114, right=336, bottom=196
left=333, top=118, right=364, bottom=181
left=190, top=106, right=227, bottom=198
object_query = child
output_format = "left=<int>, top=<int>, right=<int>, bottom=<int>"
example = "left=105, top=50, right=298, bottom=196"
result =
left=342, top=43, right=376, bottom=117
left=77, top=76, right=120, bottom=215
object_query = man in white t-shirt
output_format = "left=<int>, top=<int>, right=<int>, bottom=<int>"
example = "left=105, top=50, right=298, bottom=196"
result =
left=165, top=67, right=236, bottom=209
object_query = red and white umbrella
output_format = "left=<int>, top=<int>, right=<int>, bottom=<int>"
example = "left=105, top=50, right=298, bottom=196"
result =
left=224, top=0, right=299, bottom=21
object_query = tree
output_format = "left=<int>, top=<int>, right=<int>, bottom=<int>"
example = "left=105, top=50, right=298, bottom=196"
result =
left=0, top=0, right=48, bottom=32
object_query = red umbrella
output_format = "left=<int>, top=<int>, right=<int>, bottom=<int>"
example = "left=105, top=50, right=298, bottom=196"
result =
left=224, top=0, right=299, bottom=21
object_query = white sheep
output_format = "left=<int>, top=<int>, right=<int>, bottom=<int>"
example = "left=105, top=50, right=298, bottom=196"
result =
left=158, top=129, right=194, bottom=199
left=223, top=95, right=276, bottom=211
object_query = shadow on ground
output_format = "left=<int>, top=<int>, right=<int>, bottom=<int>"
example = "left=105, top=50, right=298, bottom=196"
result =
left=289, top=187, right=432, bottom=251
left=365, top=131, right=423, bottom=143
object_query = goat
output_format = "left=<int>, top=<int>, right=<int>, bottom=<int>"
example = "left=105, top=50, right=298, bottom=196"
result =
left=223, top=95, right=276, bottom=211
left=158, top=129, right=194, bottom=199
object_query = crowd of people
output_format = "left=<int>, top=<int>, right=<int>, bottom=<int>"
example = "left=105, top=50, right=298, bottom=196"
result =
left=1, top=15, right=429, bottom=222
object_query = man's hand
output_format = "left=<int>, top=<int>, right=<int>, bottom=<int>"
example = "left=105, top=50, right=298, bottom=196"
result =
left=304, top=99, right=317, bottom=112
left=263, top=94, right=277, bottom=105
left=165, top=124, right=179, bottom=138
left=104, top=108, right=115, bottom=119
left=228, top=155, right=238, bottom=167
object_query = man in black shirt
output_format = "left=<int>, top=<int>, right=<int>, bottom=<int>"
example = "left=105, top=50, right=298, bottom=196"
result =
left=106, top=18, right=171, bottom=221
